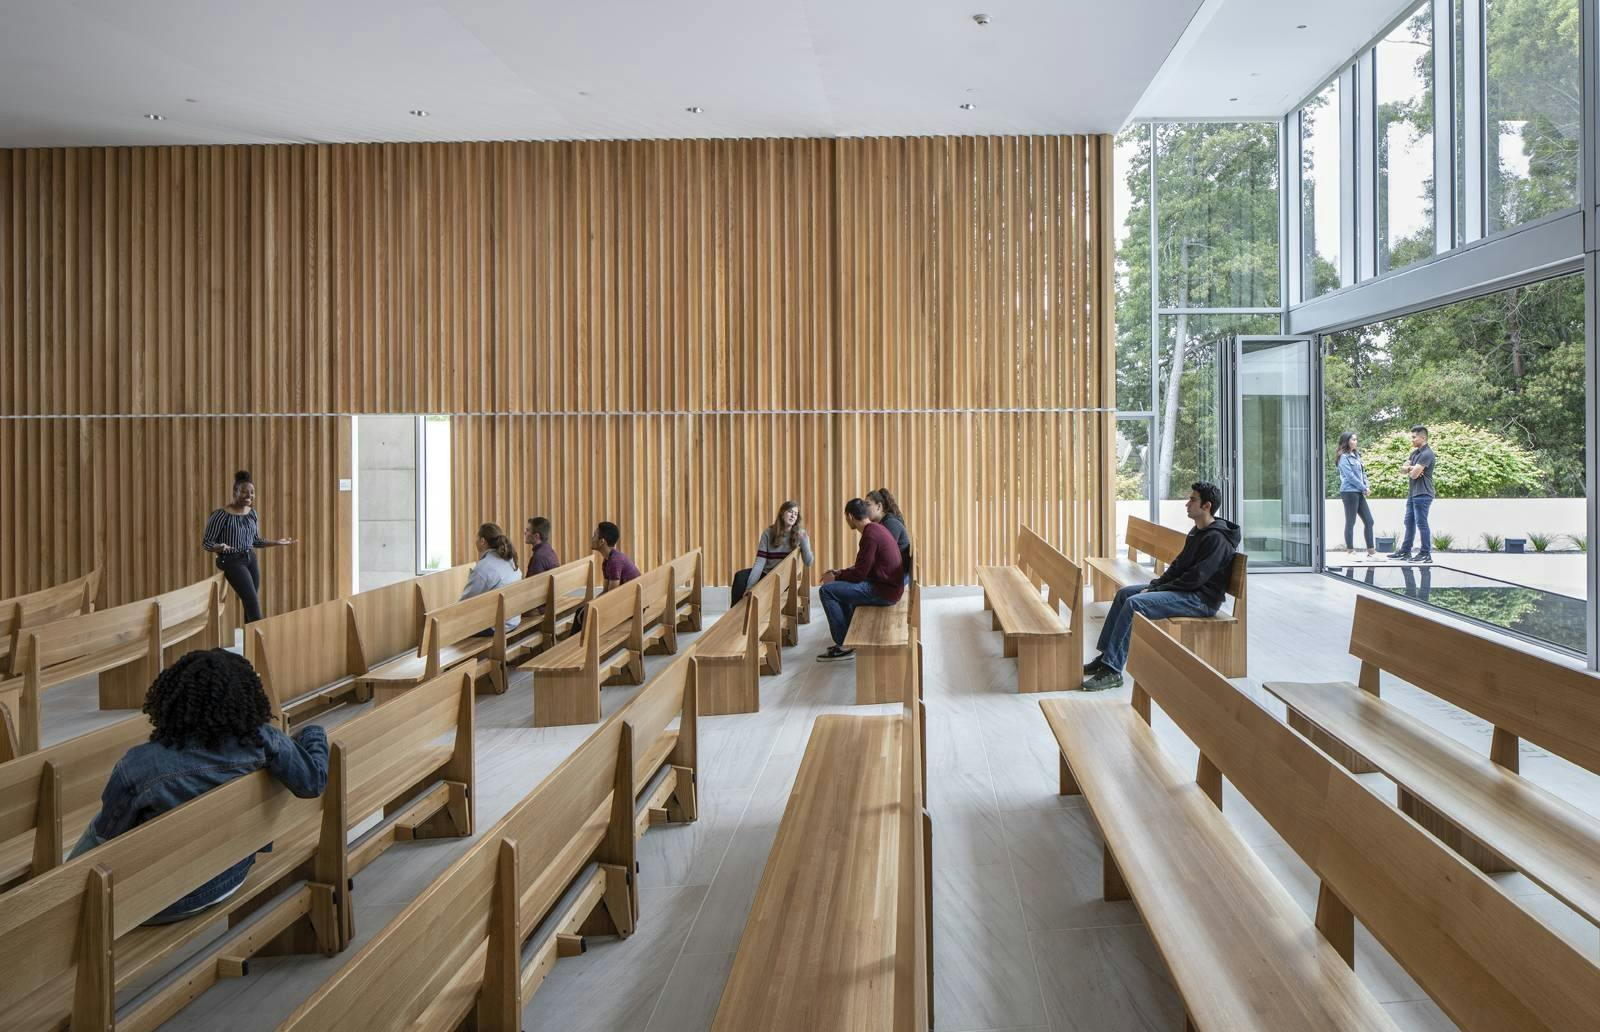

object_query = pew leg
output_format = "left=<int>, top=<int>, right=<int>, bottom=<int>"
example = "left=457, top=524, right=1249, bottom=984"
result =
left=582, top=863, right=636, bottom=940
left=1002, top=633, right=1018, bottom=658
left=666, top=765, right=699, bottom=823
left=761, top=640, right=782, bottom=677
left=854, top=647, right=908, bottom=705
left=1398, top=789, right=1516, bottom=873
left=98, top=660, right=156, bottom=710
left=1059, top=753, right=1080, bottom=796
left=1130, top=683, right=1152, bottom=724
left=1016, top=635, right=1072, bottom=694
left=533, top=671, right=604, bottom=727
left=696, top=658, right=759, bottom=716
left=1102, top=844, right=1130, bottom=902
left=1314, top=882, right=1356, bottom=967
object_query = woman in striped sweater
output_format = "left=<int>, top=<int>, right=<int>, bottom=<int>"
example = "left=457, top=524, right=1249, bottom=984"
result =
left=731, top=501, right=813, bottom=605
left=201, top=470, right=297, bottom=624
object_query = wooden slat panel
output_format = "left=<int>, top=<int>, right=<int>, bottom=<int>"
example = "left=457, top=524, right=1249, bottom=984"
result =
left=3, top=135, right=1113, bottom=592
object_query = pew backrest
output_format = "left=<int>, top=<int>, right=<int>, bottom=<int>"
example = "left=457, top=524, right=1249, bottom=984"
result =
left=0, top=569, right=102, bottom=675
left=349, top=578, right=426, bottom=667
left=1128, top=615, right=1600, bottom=1031
left=1018, top=527, right=1083, bottom=612
left=416, top=563, right=475, bottom=614
left=334, top=668, right=473, bottom=824
left=153, top=573, right=226, bottom=651
left=247, top=597, right=363, bottom=718
left=423, top=592, right=505, bottom=676
left=1348, top=594, right=1600, bottom=774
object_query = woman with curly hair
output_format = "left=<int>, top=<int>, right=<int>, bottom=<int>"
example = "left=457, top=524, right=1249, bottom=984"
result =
left=70, top=649, right=328, bottom=924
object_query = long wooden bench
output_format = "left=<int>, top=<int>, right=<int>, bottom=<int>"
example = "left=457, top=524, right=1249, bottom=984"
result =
left=1264, top=594, right=1600, bottom=923
left=0, top=569, right=101, bottom=677
left=0, top=714, right=149, bottom=894
left=0, top=665, right=476, bottom=1032
left=977, top=526, right=1085, bottom=693
left=494, top=555, right=597, bottom=669
left=523, top=550, right=701, bottom=727
left=1041, top=616, right=1600, bottom=1031
left=695, top=552, right=799, bottom=716
left=713, top=636, right=930, bottom=1031
left=843, top=579, right=920, bottom=705
left=275, top=633, right=701, bottom=1031
left=248, top=562, right=475, bottom=725
left=1084, top=515, right=1248, bottom=676
left=0, top=574, right=225, bottom=758
left=367, top=592, right=508, bottom=706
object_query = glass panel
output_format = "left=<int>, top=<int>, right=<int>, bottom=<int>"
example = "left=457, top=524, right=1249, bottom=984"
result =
left=419, top=415, right=452, bottom=572
left=1115, top=126, right=1153, bottom=412
left=1115, top=417, right=1154, bottom=559
left=1376, top=3, right=1435, bottom=271
left=1157, top=314, right=1278, bottom=513
left=1300, top=79, right=1343, bottom=298
left=1327, top=564, right=1586, bottom=652
left=1485, top=0, right=1580, bottom=234
left=1239, top=339, right=1316, bottom=567
left=1155, top=122, right=1281, bottom=309
left=1453, top=0, right=1466, bottom=243
left=1322, top=273, right=1585, bottom=652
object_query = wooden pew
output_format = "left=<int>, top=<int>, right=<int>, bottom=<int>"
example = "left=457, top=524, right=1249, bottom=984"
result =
left=843, top=580, right=920, bottom=705
left=713, top=637, right=930, bottom=1031
left=0, top=714, right=150, bottom=893
left=98, top=575, right=228, bottom=706
left=977, top=526, right=1085, bottom=693
left=1264, top=595, right=1600, bottom=922
left=495, top=556, right=597, bottom=669
left=275, top=636, right=700, bottom=1031
left=1041, top=616, right=1600, bottom=1031
left=522, top=551, right=700, bottom=728
left=694, top=552, right=798, bottom=716
left=0, top=666, right=475, bottom=1032
left=365, top=593, right=505, bottom=705
left=1084, top=515, right=1248, bottom=676
left=0, top=569, right=101, bottom=677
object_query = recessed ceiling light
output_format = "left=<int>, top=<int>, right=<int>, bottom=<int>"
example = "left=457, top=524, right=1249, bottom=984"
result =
left=1229, top=97, right=1239, bottom=102
left=1296, top=23, right=1308, bottom=29
left=184, top=97, right=198, bottom=104
left=1250, top=72, right=1261, bottom=77
left=578, top=90, right=590, bottom=97
left=686, top=106, right=704, bottom=114
left=143, top=113, right=165, bottom=121
left=960, top=102, right=977, bottom=111
left=409, top=109, right=429, bottom=117
left=972, top=13, right=991, bottom=26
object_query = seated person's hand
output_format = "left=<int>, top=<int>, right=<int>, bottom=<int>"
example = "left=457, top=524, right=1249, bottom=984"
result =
left=820, top=570, right=837, bottom=585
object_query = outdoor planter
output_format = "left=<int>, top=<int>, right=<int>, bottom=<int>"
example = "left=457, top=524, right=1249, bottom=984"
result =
left=1505, top=537, right=1527, bottom=553
left=1376, top=535, right=1396, bottom=552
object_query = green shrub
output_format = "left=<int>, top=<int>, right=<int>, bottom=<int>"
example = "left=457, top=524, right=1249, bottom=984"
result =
left=1360, top=422, right=1546, bottom=499
left=1427, top=587, right=1541, bottom=629
left=1571, top=533, right=1589, bottom=553
left=1528, top=532, right=1556, bottom=552
left=1431, top=533, right=1454, bottom=551
left=1482, top=532, right=1503, bottom=552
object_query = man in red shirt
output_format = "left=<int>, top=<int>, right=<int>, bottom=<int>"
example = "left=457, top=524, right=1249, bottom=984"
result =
left=817, top=498, right=905, bottom=661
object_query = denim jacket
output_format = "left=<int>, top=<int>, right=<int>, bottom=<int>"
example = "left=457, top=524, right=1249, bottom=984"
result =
left=70, top=723, right=328, bottom=922
left=1337, top=452, right=1369, bottom=494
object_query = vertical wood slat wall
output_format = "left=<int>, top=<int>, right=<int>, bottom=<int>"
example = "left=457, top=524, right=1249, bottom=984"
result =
left=2, top=134, right=1114, bottom=601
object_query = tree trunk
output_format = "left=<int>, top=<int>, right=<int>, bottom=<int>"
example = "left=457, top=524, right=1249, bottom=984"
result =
left=1506, top=287, right=1525, bottom=386
left=1156, top=241, right=1191, bottom=497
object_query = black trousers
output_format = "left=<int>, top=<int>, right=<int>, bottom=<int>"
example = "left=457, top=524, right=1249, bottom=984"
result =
left=218, top=552, right=263, bottom=623
left=730, top=568, right=755, bottom=605
left=1341, top=491, right=1375, bottom=550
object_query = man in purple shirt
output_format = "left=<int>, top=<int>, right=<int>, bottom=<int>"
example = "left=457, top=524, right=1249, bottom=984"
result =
left=524, top=516, right=561, bottom=577
left=817, top=498, right=904, bottom=661
left=593, top=521, right=640, bottom=591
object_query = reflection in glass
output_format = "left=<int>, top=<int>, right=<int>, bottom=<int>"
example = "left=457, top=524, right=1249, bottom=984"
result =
left=1376, top=4, right=1435, bottom=271
left=1240, top=339, right=1315, bottom=567
left=1156, top=314, right=1277, bottom=502
left=1300, top=79, right=1342, bottom=298
left=1485, top=0, right=1579, bottom=233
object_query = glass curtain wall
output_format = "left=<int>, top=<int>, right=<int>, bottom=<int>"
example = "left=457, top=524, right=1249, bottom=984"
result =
left=1376, top=3, right=1435, bottom=272
left=1301, top=79, right=1344, bottom=297
left=1115, top=122, right=1281, bottom=540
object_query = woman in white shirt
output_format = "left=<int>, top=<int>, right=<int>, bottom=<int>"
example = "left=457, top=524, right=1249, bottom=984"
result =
left=460, top=522, right=522, bottom=633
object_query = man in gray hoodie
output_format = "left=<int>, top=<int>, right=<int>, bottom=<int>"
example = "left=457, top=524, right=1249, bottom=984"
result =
left=1083, top=481, right=1242, bottom=691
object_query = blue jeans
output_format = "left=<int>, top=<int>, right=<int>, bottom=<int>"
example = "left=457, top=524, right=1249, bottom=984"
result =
left=1095, top=584, right=1217, bottom=672
left=821, top=580, right=893, bottom=646
left=1400, top=494, right=1434, bottom=557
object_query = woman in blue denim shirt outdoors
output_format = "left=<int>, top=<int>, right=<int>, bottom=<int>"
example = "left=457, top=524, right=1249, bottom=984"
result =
left=1336, top=431, right=1376, bottom=558
left=70, top=648, right=328, bottom=924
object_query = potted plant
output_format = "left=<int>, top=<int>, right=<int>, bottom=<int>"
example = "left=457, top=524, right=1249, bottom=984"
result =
left=1528, top=532, right=1554, bottom=552
left=1504, top=535, right=1527, bottom=554
left=1483, top=533, right=1504, bottom=553
left=1376, top=530, right=1397, bottom=553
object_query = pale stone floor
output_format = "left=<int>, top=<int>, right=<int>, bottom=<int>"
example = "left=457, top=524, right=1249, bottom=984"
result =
left=39, top=575, right=1600, bottom=1032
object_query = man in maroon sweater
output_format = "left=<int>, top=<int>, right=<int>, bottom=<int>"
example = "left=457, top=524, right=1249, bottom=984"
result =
left=817, top=498, right=906, bottom=661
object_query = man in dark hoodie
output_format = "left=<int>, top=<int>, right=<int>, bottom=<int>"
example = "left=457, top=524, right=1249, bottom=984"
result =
left=1082, top=481, right=1241, bottom=691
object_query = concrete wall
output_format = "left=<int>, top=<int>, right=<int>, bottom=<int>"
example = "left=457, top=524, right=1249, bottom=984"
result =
left=358, top=416, right=418, bottom=592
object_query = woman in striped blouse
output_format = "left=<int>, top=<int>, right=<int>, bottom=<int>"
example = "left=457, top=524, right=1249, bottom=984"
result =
left=731, top=500, right=813, bottom=605
left=201, top=470, right=297, bottom=624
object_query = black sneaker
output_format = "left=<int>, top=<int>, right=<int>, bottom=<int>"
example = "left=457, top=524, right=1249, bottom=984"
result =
left=1083, top=657, right=1107, bottom=676
left=1415, top=553, right=1432, bottom=564
left=816, top=646, right=855, bottom=662
left=1082, top=668, right=1124, bottom=692
left=1386, top=550, right=1409, bottom=559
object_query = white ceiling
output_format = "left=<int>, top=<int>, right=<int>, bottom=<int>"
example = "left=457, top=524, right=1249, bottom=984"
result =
left=0, top=0, right=1207, bottom=148
left=1133, top=0, right=1419, bottom=119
